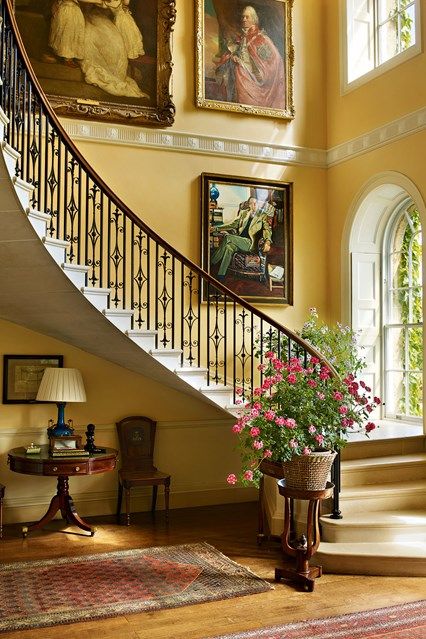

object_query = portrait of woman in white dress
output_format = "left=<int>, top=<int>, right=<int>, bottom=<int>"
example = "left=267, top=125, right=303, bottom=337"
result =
left=13, top=0, right=175, bottom=126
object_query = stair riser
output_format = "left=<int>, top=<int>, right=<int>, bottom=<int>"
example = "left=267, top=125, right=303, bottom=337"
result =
left=201, top=390, right=234, bottom=407
left=340, top=492, right=426, bottom=513
left=43, top=243, right=66, bottom=264
left=1, top=144, right=19, bottom=176
left=176, top=372, right=207, bottom=388
left=342, top=463, right=426, bottom=488
left=103, top=313, right=133, bottom=332
left=82, top=290, right=110, bottom=312
left=151, top=353, right=182, bottom=371
left=27, top=214, right=49, bottom=239
left=315, top=553, right=426, bottom=577
left=321, top=523, right=426, bottom=544
left=13, top=180, right=33, bottom=210
left=128, top=335, right=157, bottom=351
left=62, top=267, right=88, bottom=288
left=342, top=437, right=425, bottom=460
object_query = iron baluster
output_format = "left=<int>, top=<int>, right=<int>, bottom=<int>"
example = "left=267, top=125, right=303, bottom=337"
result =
left=330, top=451, right=343, bottom=519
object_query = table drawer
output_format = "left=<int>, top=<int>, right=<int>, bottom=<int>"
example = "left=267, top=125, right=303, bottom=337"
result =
left=43, top=461, right=89, bottom=476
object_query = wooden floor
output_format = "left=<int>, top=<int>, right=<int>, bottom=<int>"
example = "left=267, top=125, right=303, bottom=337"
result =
left=0, top=501, right=424, bottom=639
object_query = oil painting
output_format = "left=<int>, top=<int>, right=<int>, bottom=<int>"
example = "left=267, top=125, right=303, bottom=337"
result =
left=196, top=0, right=294, bottom=119
left=201, top=173, right=293, bottom=305
left=14, top=0, right=176, bottom=126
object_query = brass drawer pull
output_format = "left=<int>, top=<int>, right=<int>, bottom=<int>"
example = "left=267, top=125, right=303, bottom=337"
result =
left=75, top=466, right=80, bottom=472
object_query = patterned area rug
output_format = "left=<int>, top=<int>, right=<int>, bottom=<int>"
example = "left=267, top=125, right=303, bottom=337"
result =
left=0, top=542, right=271, bottom=633
left=206, top=600, right=426, bottom=639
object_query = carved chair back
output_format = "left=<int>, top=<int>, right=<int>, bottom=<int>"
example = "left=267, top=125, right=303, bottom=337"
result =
left=116, top=416, right=157, bottom=473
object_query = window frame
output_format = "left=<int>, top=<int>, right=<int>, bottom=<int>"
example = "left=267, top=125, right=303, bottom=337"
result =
left=340, top=0, right=422, bottom=94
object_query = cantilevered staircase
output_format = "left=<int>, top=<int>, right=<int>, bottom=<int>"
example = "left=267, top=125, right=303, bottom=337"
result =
left=0, top=0, right=424, bottom=575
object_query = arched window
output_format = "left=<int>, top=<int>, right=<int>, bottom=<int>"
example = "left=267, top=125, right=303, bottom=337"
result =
left=384, top=205, right=423, bottom=420
left=349, top=179, right=424, bottom=430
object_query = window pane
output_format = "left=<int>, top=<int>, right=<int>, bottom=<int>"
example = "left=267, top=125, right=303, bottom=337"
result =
left=378, top=0, right=396, bottom=24
left=408, top=372, right=423, bottom=416
left=386, top=371, right=404, bottom=415
left=401, top=4, right=416, bottom=51
left=378, top=20, right=399, bottom=64
left=386, top=326, right=404, bottom=369
left=407, top=326, right=423, bottom=372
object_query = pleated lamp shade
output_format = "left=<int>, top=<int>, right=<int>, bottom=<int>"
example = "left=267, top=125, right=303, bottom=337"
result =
left=36, top=368, right=86, bottom=403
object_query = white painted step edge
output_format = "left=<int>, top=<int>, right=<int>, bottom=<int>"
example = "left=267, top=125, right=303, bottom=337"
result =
left=61, top=263, right=89, bottom=287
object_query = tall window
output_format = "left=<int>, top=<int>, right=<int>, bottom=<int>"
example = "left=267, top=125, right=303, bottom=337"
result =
left=384, top=206, right=423, bottom=419
left=346, top=0, right=419, bottom=85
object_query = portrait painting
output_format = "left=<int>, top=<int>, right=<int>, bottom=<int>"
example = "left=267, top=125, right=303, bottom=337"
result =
left=14, top=0, right=176, bottom=126
left=201, top=174, right=293, bottom=305
left=195, top=0, right=294, bottom=119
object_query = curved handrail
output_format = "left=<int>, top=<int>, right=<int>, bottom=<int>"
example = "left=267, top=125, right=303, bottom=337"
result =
left=0, top=0, right=337, bottom=394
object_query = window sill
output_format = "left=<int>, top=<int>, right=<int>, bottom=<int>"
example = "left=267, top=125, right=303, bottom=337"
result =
left=345, top=419, right=424, bottom=442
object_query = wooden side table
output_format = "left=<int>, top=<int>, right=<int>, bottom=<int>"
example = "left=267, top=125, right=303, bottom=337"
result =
left=8, top=446, right=117, bottom=537
left=275, top=479, right=334, bottom=592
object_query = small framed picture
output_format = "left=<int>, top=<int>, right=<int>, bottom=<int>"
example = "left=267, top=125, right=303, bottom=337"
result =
left=2, top=355, right=63, bottom=404
left=49, top=435, right=82, bottom=454
left=201, top=173, right=293, bottom=305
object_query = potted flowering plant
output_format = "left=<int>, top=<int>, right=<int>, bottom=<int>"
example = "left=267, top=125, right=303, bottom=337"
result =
left=227, top=310, right=381, bottom=489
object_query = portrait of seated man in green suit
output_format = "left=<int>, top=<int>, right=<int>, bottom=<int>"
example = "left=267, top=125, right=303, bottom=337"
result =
left=211, top=196, right=272, bottom=280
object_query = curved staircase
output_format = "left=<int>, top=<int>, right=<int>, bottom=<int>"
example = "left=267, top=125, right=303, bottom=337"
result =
left=0, top=1, right=424, bottom=575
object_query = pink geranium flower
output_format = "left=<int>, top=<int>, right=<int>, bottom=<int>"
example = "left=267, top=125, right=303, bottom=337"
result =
left=226, top=474, right=237, bottom=485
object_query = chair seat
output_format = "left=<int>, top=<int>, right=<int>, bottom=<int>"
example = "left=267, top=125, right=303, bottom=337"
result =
left=119, top=469, right=170, bottom=484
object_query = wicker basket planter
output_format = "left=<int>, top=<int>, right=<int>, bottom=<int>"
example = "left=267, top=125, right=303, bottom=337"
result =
left=261, top=451, right=337, bottom=491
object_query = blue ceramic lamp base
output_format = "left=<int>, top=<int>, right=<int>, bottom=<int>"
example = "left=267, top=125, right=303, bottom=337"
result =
left=48, top=402, right=74, bottom=437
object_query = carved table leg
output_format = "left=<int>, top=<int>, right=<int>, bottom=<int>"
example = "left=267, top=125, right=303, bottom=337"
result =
left=23, top=476, right=96, bottom=537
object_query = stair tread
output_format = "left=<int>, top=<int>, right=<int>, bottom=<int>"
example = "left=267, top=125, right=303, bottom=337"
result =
left=343, top=453, right=426, bottom=469
left=321, top=509, right=426, bottom=527
left=342, top=478, right=426, bottom=496
left=126, top=329, right=157, bottom=336
left=176, top=367, right=208, bottom=373
left=150, top=348, right=182, bottom=355
left=318, top=540, right=426, bottom=558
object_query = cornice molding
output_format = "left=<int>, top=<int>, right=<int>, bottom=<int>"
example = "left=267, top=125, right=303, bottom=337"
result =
left=62, top=119, right=327, bottom=168
left=327, top=107, right=426, bottom=166
left=62, top=106, right=426, bottom=170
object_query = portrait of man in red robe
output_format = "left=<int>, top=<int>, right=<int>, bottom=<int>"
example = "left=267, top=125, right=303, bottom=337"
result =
left=202, top=1, right=287, bottom=112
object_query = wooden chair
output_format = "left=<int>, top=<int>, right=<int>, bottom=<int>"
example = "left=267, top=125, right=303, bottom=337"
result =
left=116, top=416, right=170, bottom=525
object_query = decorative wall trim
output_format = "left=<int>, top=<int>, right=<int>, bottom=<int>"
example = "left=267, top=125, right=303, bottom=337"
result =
left=0, top=418, right=233, bottom=438
left=327, top=107, right=426, bottom=167
left=63, top=106, right=426, bottom=170
left=62, top=119, right=327, bottom=168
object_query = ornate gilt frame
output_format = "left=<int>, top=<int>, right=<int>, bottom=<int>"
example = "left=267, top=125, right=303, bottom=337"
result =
left=195, top=0, right=294, bottom=120
left=14, top=0, right=176, bottom=127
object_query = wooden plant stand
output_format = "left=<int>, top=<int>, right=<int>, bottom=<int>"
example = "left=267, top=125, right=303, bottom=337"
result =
left=275, top=479, right=334, bottom=592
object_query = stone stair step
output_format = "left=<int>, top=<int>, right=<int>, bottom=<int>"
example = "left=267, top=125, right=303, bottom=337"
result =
left=26, top=208, right=51, bottom=238
left=61, top=262, right=89, bottom=288
left=316, top=541, right=426, bottom=576
left=174, top=367, right=208, bottom=388
left=339, top=479, right=426, bottom=513
left=320, top=509, right=426, bottom=543
left=341, top=453, right=426, bottom=487
left=12, top=175, right=34, bottom=209
left=200, top=385, right=234, bottom=407
left=149, top=349, right=182, bottom=371
left=102, top=308, right=134, bottom=332
left=42, top=236, right=70, bottom=264
left=126, top=329, right=157, bottom=351
left=81, top=286, right=111, bottom=311
left=1, top=140, right=20, bottom=176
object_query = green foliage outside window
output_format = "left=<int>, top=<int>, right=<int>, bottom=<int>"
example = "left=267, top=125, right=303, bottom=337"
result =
left=396, top=209, right=423, bottom=416
left=390, top=0, right=414, bottom=52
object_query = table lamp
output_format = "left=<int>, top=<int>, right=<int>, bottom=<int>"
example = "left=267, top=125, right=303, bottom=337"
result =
left=36, top=368, right=86, bottom=437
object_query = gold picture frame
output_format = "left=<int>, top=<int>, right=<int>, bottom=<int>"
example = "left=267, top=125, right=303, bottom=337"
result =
left=201, top=173, right=293, bottom=305
left=14, top=0, right=176, bottom=127
left=195, top=0, right=294, bottom=120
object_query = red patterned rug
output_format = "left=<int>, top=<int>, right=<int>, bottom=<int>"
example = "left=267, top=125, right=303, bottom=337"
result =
left=205, top=600, right=426, bottom=639
left=0, top=542, right=271, bottom=633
